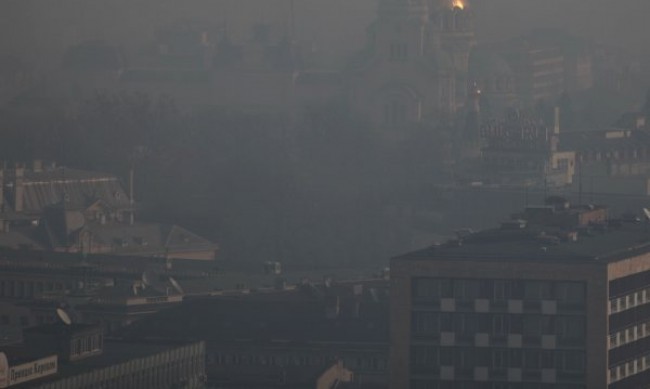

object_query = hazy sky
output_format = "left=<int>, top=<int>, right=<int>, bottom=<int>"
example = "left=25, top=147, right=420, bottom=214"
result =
left=1, top=0, right=650, bottom=70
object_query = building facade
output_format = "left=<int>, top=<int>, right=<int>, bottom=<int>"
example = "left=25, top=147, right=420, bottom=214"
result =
left=390, top=203, right=650, bottom=388
left=351, top=0, right=475, bottom=127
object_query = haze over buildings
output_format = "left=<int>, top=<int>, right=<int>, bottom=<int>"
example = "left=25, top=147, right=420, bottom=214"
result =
left=3, top=0, right=650, bottom=388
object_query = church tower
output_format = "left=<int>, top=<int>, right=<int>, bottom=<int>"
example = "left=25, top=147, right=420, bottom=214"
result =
left=430, top=0, right=476, bottom=110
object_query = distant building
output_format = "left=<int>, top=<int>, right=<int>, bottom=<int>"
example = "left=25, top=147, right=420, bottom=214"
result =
left=390, top=200, right=650, bottom=388
left=351, top=0, right=476, bottom=127
left=479, top=108, right=576, bottom=187
left=0, top=162, right=217, bottom=260
left=469, top=30, right=594, bottom=117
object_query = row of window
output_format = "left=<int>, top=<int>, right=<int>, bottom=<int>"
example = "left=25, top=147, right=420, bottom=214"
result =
left=410, top=381, right=585, bottom=389
left=609, top=288, right=650, bottom=314
left=70, top=334, right=103, bottom=357
left=609, top=321, right=650, bottom=349
left=0, top=279, right=74, bottom=299
left=609, top=353, right=650, bottom=383
left=410, top=346, right=585, bottom=372
left=413, top=278, right=585, bottom=304
left=412, top=312, right=585, bottom=340
left=208, top=352, right=387, bottom=372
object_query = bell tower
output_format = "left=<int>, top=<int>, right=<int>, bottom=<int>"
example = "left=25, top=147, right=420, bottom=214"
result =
left=431, top=0, right=476, bottom=110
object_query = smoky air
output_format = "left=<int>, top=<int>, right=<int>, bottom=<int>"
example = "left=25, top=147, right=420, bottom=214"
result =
left=0, top=1, right=649, bottom=388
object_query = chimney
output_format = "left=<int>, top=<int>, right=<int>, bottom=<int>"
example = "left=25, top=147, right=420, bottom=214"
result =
left=32, top=160, right=42, bottom=173
left=554, top=106, right=560, bottom=135
left=14, top=163, right=24, bottom=213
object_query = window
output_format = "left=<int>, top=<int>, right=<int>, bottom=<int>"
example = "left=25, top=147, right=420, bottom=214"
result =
left=454, top=280, right=479, bottom=300
left=412, top=312, right=439, bottom=335
left=493, top=281, right=507, bottom=301
left=556, top=282, right=585, bottom=303
left=610, top=367, right=618, bottom=382
left=524, top=350, right=541, bottom=369
left=492, top=349, right=507, bottom=369
left=509, top=349, right=523, bottom=368
left=523, top=316, right=542, bottom=336
left=610, top=299, right=618, bottom=313
left=412, top=346, right=439, bottom=368
left=492, top=315, right=506, bottom=336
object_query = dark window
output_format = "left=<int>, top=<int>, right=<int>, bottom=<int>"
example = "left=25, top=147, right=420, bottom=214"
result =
left=493, top=315, right=506, bottom=335
left=412, top=312, right=439, bottom=336
left=492, top=349, right=507, bottom=368
left=524, top=315, right=542, bottom=336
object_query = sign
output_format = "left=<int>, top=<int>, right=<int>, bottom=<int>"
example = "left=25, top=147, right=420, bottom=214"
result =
left=1, top=355, right=58, bottom=387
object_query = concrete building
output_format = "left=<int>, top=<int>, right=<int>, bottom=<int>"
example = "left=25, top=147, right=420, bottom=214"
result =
left=390, top=201, right=650, bottom=388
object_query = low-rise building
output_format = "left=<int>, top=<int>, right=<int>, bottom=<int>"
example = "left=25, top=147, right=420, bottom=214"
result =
left=1, top=321, right=205, bottom=388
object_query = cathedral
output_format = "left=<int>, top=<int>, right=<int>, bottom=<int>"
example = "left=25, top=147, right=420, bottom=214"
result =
left=351, top=0, right=476, bottom=127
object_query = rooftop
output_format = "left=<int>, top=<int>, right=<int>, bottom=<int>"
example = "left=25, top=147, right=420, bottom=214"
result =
left=396, top=219, right=650, bottom=264
left=117, top=282, right=389, bottom=345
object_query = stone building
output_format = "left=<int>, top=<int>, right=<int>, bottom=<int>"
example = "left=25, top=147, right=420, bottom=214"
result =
left=351, top=0, right=476, bottom=128
left=0, top=162, right=217, bottom=260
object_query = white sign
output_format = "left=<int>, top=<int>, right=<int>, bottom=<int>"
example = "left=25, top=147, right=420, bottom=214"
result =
left=3, top=355, right=58, bottom=387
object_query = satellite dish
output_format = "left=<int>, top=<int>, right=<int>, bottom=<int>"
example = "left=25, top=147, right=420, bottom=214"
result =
left=168, top=276, right=184, bottom=295
left=56, top=308, right=72, bottom=325
left=142, top=270, right=154, bottom=287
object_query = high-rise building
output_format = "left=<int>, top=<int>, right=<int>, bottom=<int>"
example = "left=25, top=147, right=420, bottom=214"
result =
left=390, top=200, right=650, bottom=388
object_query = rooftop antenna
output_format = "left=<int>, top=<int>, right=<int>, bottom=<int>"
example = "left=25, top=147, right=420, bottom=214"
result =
left=56, top=308, right=72, bottom=325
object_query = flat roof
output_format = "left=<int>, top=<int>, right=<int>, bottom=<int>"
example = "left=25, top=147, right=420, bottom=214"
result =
left=395, top=221, right=650, bottom=264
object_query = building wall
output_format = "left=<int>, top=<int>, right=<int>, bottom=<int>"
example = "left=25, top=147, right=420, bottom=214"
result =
left=390, top=257, right=609, bottom=389
left=607, top=253, right=650, bottom=386
left=33, top=341, right=206, bottom=389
